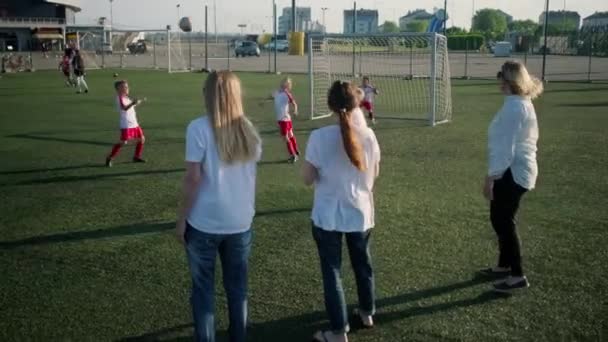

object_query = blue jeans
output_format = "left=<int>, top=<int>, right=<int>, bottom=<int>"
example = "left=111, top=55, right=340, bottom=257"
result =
left=185, top=223, right=252, bottom=342
left=312, top=225, right=375, bottom=334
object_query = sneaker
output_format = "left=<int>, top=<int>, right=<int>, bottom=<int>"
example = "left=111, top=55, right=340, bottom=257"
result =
left=84, top=89, right=89, bottom=94
left=287, top=155, right=298, bottom=164
left=478, top=267, right=511, bottom=279
left=371, top=118, right=377, bottom=125
left=105, top=157, right=113, bottom=167
left=133, top=157, right=147, bottom=163
left=493, top=276, right=529, bottom=293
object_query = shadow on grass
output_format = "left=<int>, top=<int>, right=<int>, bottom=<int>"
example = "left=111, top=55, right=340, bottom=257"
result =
left=0, top=208, right=310, bottom=249
left=7, top=133, right=110, bottom=147
left=0, top=163, right=103, bottom=175
left=558, top=102, right=608, bottom=108
left=543, top=87, right=608, bottom=94
left=12, top=168, right=183, bottom=186
left=117, top=277, right=504, bottom=342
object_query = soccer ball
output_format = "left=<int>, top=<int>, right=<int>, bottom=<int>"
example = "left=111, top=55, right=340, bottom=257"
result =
left=113, top=73, right=119, bottom=78
left=179, top=17, right=193, bottom=32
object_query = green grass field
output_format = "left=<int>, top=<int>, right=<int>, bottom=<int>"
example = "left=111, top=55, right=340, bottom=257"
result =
left=1, top=70, right=607, bottom=341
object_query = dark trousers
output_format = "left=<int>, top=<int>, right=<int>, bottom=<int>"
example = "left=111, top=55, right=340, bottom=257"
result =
left=312, top=225, right=375, bottom=334
left=490, top=168, right=528, bottom=277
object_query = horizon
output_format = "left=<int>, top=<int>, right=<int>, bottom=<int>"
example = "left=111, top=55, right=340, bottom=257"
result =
left=75, top=0, right=608, bottom=34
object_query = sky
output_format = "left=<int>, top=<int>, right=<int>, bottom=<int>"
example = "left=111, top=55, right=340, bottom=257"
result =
left=75, top=0, right=608, bottom=33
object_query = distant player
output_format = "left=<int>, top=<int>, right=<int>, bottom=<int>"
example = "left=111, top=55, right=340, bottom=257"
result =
left=273, top=77, right=300, bottom=163
left=59, top=49, right=74, bottom=87
left=105, top=80, right=147, bottom=167
left=72, top=50, right=89, bottom=94
left=359, top=76, right=379, bottom=125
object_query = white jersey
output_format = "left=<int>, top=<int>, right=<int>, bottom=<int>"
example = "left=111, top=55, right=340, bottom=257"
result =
left=116, top=95, right=139, bottom=129
left=273, top=90, right=295, bottom=122
left=360, top=85, right=376, bottom=103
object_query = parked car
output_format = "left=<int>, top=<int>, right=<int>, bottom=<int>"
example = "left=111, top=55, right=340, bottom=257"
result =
left=235, top=41, right=260, bottom=57
left=127, top=40, right=147, bottom=54
left=96, top=42, right=113, bottom=55
left=265, top=40, right=289, bottom=52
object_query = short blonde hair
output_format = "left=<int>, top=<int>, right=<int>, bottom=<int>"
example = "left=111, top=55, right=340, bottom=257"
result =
left=280, top=77, right=292, bottom=89
left=204, top=71, right=260, bottom=163
left=498, top=61, right=544, bottom=99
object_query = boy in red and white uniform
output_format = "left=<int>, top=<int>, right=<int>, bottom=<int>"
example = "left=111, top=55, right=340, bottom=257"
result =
left=273, top=77, right=300, bottom=163
left=59, top=48, right=74, bottom=87
left=105, top=80, right=146, bottom=167
left=360, top=76, right=379, bottom=125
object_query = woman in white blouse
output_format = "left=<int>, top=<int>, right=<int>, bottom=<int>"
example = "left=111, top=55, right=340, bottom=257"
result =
left=302, top=81, right=380, bottom=342
left=481, top=61, right=543, bottom=293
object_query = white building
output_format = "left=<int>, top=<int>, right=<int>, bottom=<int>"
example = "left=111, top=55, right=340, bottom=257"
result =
left=399, top=9, right=433, bottom=31
left=344, top=9, right=379, bottom=34
left=278, top=7, right=311, bottom=35
left=583, top=12, right=608, bottom=28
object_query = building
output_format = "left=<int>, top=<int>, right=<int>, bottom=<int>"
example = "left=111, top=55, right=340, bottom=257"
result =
left=344, top=9, right=379, bottom=34
left=278, top=7, right=311, bottom=35
left=399, top=9, right=433, bottom=31
left=0, top=0, right=81, bottom=51
left=301, top=20, right=325, bottom=33
left=583, top=12, right=608, bottom=29
left=539, top=10, right=581, bottom=29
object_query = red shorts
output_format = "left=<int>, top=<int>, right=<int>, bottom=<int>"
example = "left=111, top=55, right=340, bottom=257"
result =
left=361, top=100, right=374, bottom=112
left=277, top=120, right=293, bottom=136
left=120, top=126, right=144, bottom=141
left=63, top=70, right=70, bottom=77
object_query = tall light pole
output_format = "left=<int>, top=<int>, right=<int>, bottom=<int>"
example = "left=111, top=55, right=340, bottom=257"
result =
left=291, top=0, right=296, bottom=32
left=541, top=0, right=550, bottom=81
left=176, top=3, right=181, bottom=23
left=443, top=0, right=447, bottom=35
left=109, top=0, right=114, bottom=38
left=214, top=0, right=218, bottom=42
left=321, top=7, right=328, bottom=33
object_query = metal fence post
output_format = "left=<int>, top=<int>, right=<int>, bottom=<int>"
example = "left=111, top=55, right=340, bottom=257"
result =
left=153, top=37, right=157, bottom=69
left=409, top=42, right=413, bottom=77
left=587, top=33, right=593, bottom=83
left=120, top=52, right=124, bottom=68
left=205, top=5, right=209, bottom=71
left=227, top=40, right=231, bottom=70
left=464, top=38, right=469, bottom=79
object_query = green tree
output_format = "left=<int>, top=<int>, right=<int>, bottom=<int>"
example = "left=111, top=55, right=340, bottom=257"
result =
left=405, top=20, right=429, bottom=33
left=508, top=20, right=539, bottom=36
left=472, top=8, right=508, bottom=40
left=381, top=21, right=399, bottom=33
left=446, top=26, right=467, bottom=35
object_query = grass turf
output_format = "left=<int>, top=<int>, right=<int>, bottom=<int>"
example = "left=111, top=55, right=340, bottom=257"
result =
left=0, top=70, right=607, bottom=341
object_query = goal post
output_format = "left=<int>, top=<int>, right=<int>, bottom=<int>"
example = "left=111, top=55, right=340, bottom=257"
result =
left=308, top=32, right=452, bottom=126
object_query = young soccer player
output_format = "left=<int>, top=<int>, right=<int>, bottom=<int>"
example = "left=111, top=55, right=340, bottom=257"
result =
left=59, top=49, right=74, bottom=87
left=359, top=76, right=379, bottom=125
left=105, top=80, right=146, bottom=167
left=72, top=50, right=89, bottom=94
left=273, top=77, right=300, bottom=163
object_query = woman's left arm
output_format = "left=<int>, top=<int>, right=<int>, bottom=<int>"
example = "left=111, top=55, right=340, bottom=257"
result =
left=176, top=162, right=202, bottom=244
left=302, top=161, right=319, bottom=186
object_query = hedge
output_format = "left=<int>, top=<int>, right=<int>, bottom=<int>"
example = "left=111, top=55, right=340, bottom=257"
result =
left=447, top=35, right=484, bottom=50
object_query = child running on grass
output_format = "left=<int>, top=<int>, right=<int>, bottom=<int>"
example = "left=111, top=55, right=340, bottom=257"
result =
left=273, top=77, right=300, bottom=163
left=359, top=76, right=379, bottom=125
left=105, top=80, right=146, bottom=167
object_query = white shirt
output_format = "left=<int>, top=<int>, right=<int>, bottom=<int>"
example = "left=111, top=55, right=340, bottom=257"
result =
left=274, top=90, right=295, bottom=122
left=360, top=85, right=376, bottom=103
left=186, top=116, right=262, bottom=235
left=306, top=125, right=381, bottom=232
left=116, top=95, right=139, bottom=129
left=488, top=95, right=539, bottom=190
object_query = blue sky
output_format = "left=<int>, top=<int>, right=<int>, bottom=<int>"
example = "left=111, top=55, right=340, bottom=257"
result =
left=75, top=0, right=608, bottom=33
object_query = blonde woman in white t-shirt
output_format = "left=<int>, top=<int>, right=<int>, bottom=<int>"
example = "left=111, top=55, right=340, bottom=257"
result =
left=480, top=61, right=542, bottom=294
left=303, top=81, right=381, bottom=342
left=177, top=71, right=262, bottom=342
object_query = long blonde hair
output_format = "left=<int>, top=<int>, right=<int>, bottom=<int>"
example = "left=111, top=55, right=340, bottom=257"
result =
left=327, top=80, right=366, bottom=171
left=499, top=61, right=544, bottom=99
left=204, top=71, right=260, bottom=163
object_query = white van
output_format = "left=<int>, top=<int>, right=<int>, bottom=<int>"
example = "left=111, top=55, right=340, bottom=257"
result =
left=494, top=41, right=512, bottom=57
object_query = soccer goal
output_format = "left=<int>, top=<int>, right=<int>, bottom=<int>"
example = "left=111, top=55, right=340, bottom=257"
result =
left=308, top=33, right=452, bottom=126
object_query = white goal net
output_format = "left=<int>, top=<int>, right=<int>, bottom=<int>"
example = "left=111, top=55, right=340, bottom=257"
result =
left=309, top=33, right=452, bottom=126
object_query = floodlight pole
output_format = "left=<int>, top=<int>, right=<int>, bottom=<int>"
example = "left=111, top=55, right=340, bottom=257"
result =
left=291, top=0, right=296, bottom=32
left=273, top=0, right=277, bottom=73
left=443, top=0, right=448, bottom=35
left=541, top=0, right=549, bottom=81
left=109, top=0, right=114, bottom=41
left=214, top=0, right=218, bottom=43
left=205, top=5, right=209, bottom=70
left=321, top=7, right=328, bottom=33
left=352, top=1, right=357, bottom=77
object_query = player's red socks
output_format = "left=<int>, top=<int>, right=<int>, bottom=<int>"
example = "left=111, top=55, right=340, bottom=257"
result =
left=286, top=141, right=296, bottom=156
left=290, top=136, right=300, bottom=155
left=109, top=143, right=122, bottom=158
left=135, top=142, right=144, bottom=158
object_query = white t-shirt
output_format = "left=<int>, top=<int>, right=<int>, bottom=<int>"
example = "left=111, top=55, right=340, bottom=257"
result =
left=306, top=124, right=381, bottom=232
left=360, top=85, right=376, bottom=103
left=351, top=108, right=368, bottom=128
left=488, top=95, right=539, bottom=190
left=274, top=90, right=295, bottom=122
left=185, top=116, right=262, bottom=235
left=116, top=95, right=139, bottom=129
